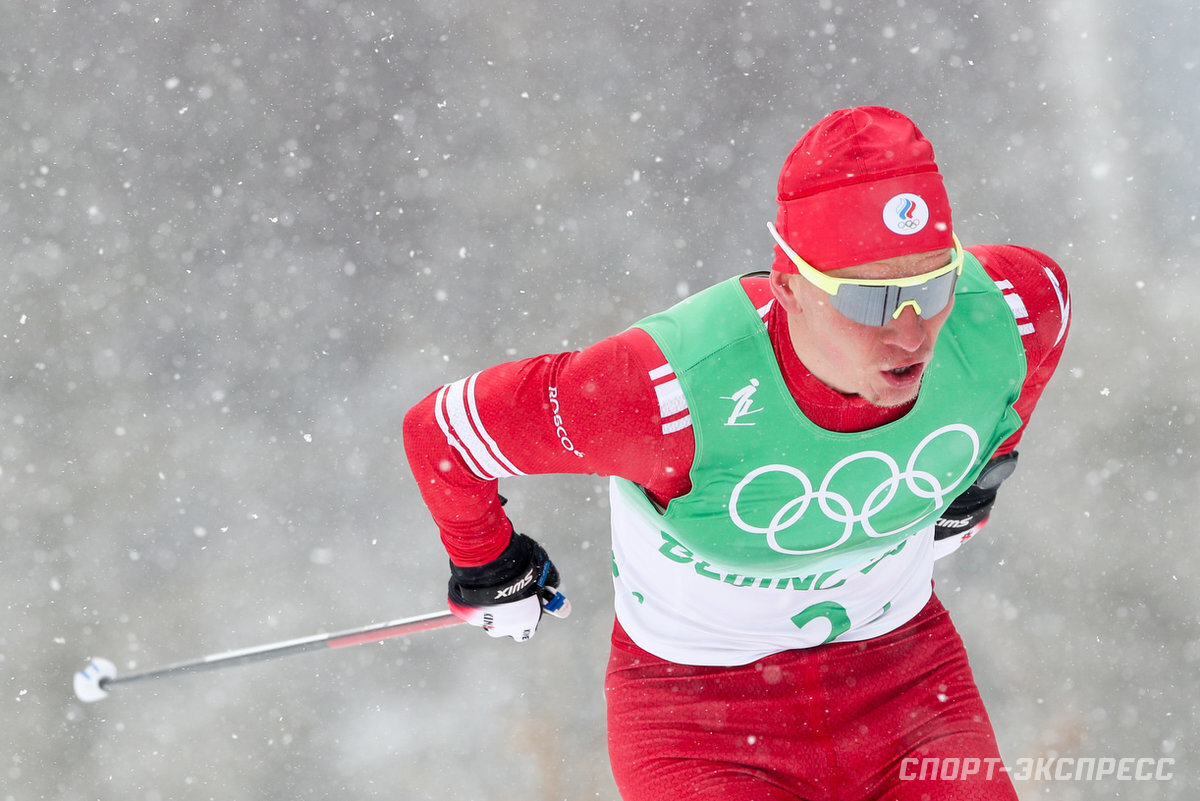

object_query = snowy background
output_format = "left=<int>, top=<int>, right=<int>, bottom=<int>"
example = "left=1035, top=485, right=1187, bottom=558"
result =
left=3, top=1, right=1197, bottom=799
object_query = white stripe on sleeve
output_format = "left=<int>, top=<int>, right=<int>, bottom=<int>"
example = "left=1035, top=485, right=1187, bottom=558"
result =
left=433, top=374, right=526, bottom=481
left=654, top=378, right=688, bottom=420
left=647, top=361, right=692, bottom=435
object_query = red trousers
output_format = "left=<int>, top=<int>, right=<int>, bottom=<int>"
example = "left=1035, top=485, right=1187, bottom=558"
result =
left=605, top=593, right=1018, bottom=801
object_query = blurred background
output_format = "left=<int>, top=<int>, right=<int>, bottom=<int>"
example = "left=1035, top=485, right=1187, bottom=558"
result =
left=2, top=1, right=1196, bottom=799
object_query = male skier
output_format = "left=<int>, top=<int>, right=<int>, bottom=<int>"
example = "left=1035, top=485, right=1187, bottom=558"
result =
left=404, top=106, right=1070, bottom=799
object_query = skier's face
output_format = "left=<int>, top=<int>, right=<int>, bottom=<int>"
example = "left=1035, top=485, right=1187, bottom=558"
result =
left=770, top=247, right=956, bottom=409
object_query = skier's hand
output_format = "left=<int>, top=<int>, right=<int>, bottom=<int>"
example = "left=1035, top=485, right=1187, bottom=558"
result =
left=933, top=452, right=1018, bottom=558
left=447, top=530, right=571, bottom=642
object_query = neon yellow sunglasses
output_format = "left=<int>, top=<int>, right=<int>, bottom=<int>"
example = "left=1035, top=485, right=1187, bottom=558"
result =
left=768, top=222, right=965, bottom=327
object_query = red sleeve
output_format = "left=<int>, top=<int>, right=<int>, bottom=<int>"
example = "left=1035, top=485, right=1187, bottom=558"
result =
left=402, top=331, right=695, bottom=566
left=969, top=244, right=1072, bottom=456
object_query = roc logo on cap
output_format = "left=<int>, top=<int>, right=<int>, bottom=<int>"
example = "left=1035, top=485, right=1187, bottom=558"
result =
left=882, top=193, right=929, bottom=236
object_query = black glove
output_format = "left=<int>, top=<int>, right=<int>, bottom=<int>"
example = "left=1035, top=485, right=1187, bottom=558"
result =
left=934, top=451, right=1018, bottom=541
left=447, top=530, right=570, bottom=642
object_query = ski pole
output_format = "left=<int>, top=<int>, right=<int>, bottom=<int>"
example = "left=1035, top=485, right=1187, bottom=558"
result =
left=73, top=609, right=463, bottom=703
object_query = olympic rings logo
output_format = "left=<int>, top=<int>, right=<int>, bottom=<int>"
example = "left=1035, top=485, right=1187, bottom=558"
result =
left=727, top=424, right=980, bottom=555
left=883, top=193, right=930, bottom=236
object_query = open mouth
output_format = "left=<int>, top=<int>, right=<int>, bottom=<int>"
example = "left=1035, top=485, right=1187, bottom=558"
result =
left=883, top=362, right=926, bottom=385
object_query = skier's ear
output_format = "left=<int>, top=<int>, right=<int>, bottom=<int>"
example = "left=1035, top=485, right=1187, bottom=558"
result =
left=769, top=271, right=803, bottom=314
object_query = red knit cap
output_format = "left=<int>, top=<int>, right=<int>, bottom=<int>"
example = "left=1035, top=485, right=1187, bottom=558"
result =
left=773, top=106, right=953, bottom=272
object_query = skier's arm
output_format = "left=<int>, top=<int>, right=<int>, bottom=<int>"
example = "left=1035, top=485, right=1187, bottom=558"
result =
left=403, top=332, right=689, bottom=563
left=403, top=330, right=695, bottom=637
left=980, top=244, right=1072, bottom=458
left=934, top=245, right=1071, bottom=557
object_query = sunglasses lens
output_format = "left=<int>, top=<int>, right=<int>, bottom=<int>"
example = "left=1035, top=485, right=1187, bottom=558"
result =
left=829, top=270, right=959, bottom=327
left=906, top=270, right=958, bottom=318
left=828, top=284, right=899, bottom=327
